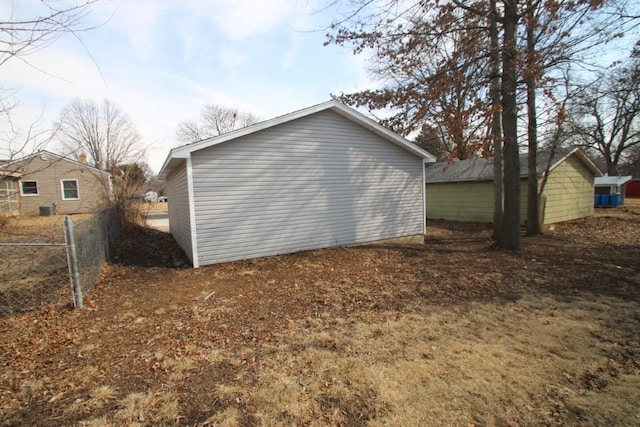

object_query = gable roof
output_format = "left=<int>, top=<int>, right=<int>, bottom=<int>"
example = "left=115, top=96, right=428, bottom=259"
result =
left=159, top=100, right=436, bottom=180
left=0, top=150, right=112, bottom=176
left=424, top=148, right=602, bottom=184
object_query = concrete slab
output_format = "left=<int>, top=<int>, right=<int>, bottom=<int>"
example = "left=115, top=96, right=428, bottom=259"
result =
left=146, top=211, right=170, bottom=233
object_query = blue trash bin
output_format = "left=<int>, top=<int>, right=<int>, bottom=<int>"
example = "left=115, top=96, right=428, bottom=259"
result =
left=601, top=194, right=610, bottom=205
left=610, top=194, right=620, bottom=206
left=594, top=194, right=601, bottom=206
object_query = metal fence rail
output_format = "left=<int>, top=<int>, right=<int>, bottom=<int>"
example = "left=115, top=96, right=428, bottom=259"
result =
left=0, top=208, right=120, bottom=316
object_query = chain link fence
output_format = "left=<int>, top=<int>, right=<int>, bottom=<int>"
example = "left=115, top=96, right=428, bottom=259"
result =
left=0, top=208, right=120, bottom=316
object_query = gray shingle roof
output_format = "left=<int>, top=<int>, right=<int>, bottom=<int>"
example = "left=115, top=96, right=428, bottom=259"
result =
left=424, top=148, right=601, bottom=183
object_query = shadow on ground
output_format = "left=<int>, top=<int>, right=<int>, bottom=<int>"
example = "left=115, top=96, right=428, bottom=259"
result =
left=111, top=224, right=190, bottom=268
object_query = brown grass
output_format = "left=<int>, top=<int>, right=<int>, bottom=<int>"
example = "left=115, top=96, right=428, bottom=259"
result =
left=0, top=213, right=91, bottom=242
left=624, top=197, right=640, bottom=207
left=0, top=207, right=639, bottom=426
left=250, top=295, right=640, bottom=426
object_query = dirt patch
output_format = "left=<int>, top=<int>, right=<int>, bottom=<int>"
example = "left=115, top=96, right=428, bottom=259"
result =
left=1, top=205, right=639, bottom=426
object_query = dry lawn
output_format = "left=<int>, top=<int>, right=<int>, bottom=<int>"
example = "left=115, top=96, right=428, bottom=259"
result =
left=0, top=213, right=92, bottom=243
left=0, top=214, right=92, bottom=313
left=0, top=202, right=639, bottom=426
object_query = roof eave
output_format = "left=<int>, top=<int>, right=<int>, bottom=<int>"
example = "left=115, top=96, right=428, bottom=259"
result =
left=547, top=148, right=602, bottom=177
left=328, top=102, right=437, bottom=162
left=0, top=150, right=112, bottom=177
left=158, top=153, right=188, bottom=181
left=158, top=100, right=437, bottom=177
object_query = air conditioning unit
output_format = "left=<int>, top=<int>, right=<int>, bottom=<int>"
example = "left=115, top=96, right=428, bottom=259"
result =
left=39, top=205, right=53, bottom=216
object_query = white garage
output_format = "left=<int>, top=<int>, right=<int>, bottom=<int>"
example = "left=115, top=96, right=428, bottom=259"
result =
left=159, top=101, right=435, bottom=267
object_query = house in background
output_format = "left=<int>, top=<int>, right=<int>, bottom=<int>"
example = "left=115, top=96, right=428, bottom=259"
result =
left=0, top=168, right=21, bottom=215
left=159, top=100, right=436, bottom=268
left=425, top=148, right=602, bottom=225
left=0, top=150, right=111, bottom=216
left=144, top=191, right=158, bottom=203
left=594, top=175, right=632, bottom=206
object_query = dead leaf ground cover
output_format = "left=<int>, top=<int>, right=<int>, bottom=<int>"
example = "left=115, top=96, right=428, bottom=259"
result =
left=1, top=202, right=639, bottom=426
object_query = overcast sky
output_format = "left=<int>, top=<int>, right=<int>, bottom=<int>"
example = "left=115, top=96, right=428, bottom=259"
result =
left=1, top=0, right=374, bottom=173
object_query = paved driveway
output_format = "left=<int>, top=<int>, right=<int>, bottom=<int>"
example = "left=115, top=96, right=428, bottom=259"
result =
left=146, top=209, right=170, bottom=233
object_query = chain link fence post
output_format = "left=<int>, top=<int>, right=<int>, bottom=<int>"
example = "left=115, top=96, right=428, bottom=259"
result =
left=1, top=208, right=119, bottom=315
left=63, top=215, right=83, bottom=309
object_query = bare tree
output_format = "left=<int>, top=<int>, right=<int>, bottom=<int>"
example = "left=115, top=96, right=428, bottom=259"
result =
left=0, top=100, right=56, bottom=160
left=325, top=0, right=638, bottom=249
left=56, top=99, right=144, bottom=171
left=326, top=0, right=523, bottom=249
left=109, top=162, right=152, bottom=225
left=567, top=59, right=640, bottom=175
left=0, top=0, right=100, bottom=67
left=54, top=98, right=146, bottom=224
left=619, top=144, right=640, bottom=176
left=0, top=0, right=102, bottom=160
left=176, top=104, right=260, bottom=143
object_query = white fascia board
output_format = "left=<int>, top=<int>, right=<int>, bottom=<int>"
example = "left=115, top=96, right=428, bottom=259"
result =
left=186, top=156, right=199, bottom=268
left=548, top=148, right=602, bottom=177
left=1, top=150, right=111, bottom=177
left=158, top=147, right=191, bottom=180
left=165, top=100, right=437, bottom=163
left=422, top=161, right=427, bottom=235
left=595, top=175, right=633, bottom=186
left=574, top=150, right=603, bottom=176
left=619, top=175, right=633, bottom=185
left=173, top=101, right=341, bottom=157
left=329, top=102, right=437, bottom=162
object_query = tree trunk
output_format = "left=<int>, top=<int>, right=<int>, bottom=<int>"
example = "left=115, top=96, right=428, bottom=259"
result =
left=490, top=0, right=504, bottom=241
left=498, top=0, right=521, bottom=250
left=526, top=0, right=542, bottom=235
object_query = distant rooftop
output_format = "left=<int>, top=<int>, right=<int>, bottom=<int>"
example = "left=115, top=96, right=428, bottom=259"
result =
left=425, top=148, right=601, bottom=183
left=595, top=176, right=633, bottom=186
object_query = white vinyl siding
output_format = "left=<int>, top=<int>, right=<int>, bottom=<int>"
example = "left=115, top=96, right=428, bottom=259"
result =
left=166, top=162, right=193, bottom=263
left=190, top=110, right=424, bottom=266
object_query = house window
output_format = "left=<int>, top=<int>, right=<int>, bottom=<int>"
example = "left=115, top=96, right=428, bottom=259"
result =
left=61, top=179, right=79, bottom=200
left=20, top=180, right=39, bottom=196
left=2, top=180, right=16, bottom=191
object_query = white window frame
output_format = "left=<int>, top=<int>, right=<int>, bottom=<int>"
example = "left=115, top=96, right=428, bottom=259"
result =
left=61, top=179, right=80, bottom=200
left=20, top=180, right=39, bottom=196
left=2, top=180, right=16, bottom=190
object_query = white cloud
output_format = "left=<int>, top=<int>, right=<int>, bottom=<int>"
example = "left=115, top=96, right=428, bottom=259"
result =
left=340, top=51, right=382, bottom=93
left=280, top=32, right=303, bottom=70
left=2, top=48, right=108, bottom=100
left=183, top=0, right=302, bottom=42
left=218, top=47, right=249, bottom=69
left=1, top=0, right=376, bottom=173
left=101, top=1, right=171, bottom=62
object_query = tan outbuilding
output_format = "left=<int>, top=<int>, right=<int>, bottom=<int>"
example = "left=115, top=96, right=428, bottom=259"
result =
left=425, top=148, right=602, bottom=225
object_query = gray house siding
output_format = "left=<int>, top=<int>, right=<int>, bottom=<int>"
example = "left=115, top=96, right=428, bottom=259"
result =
left=191, top=110, right=424, bottom=266
left=165, top=162, right=193, bottom=263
